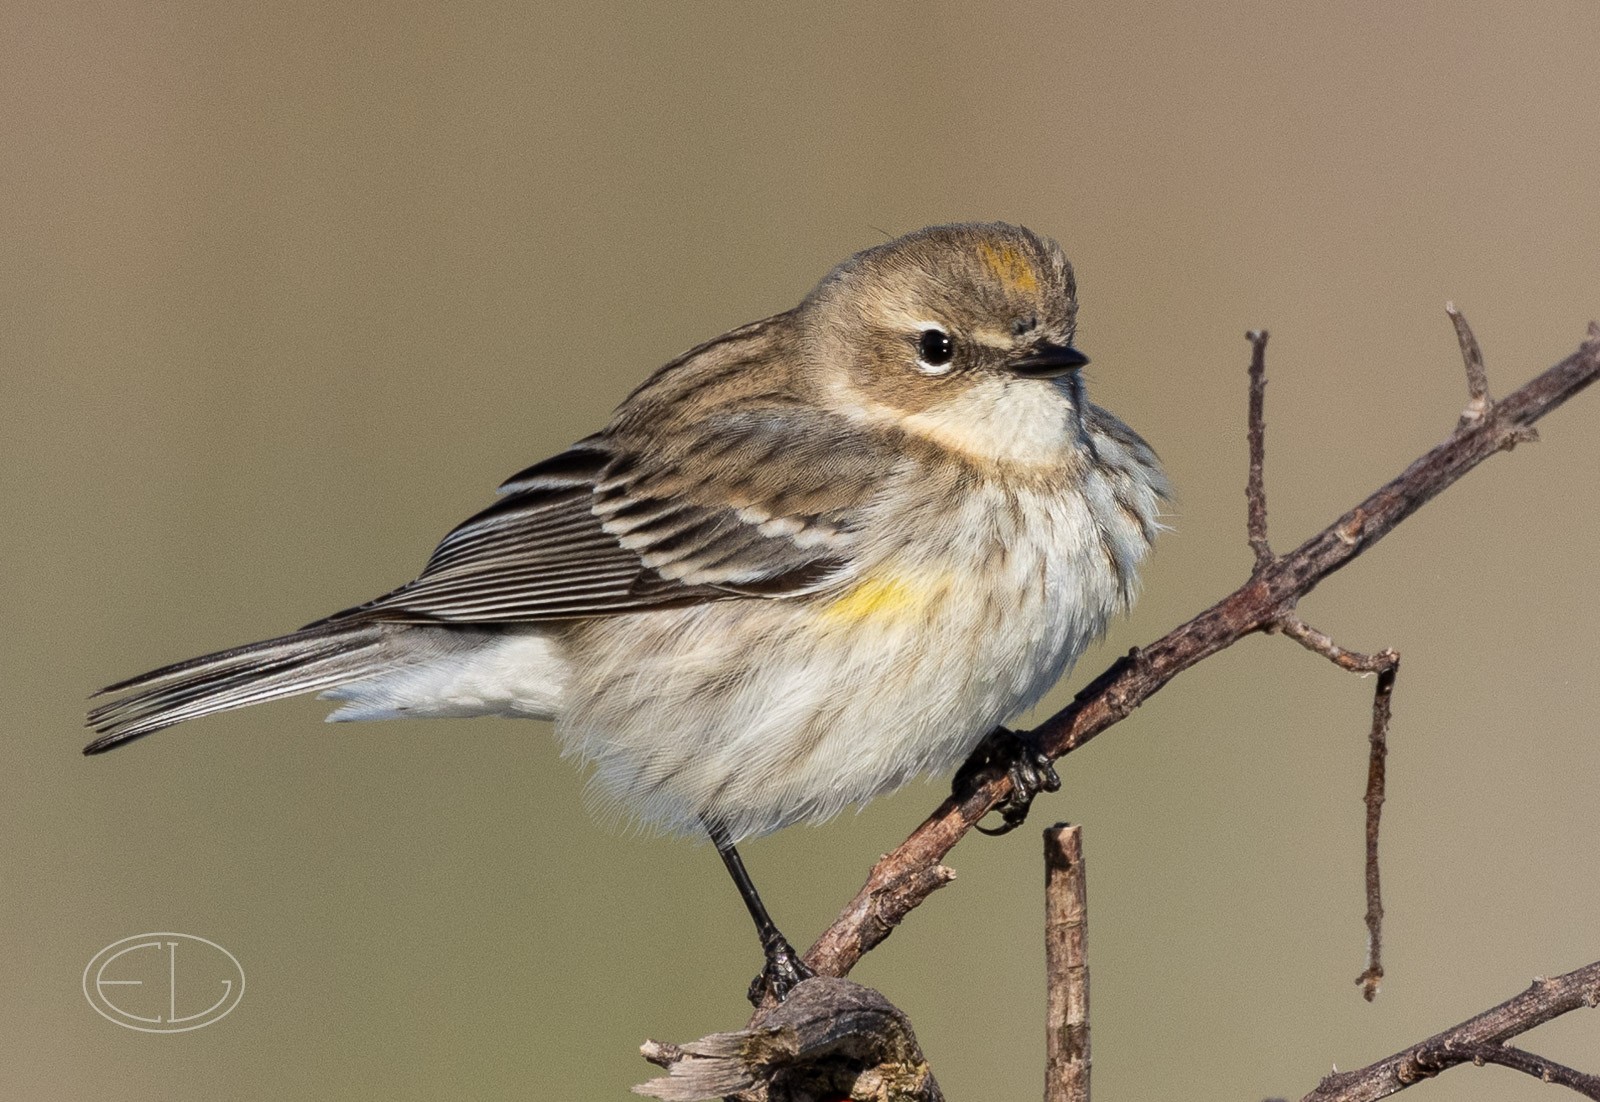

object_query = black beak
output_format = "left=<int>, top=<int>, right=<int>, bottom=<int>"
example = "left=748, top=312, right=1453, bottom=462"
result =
left=1008, top=341, right=1090, bottom=379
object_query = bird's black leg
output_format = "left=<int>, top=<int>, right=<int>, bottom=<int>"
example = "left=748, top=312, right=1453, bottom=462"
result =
left=706, top=821, right=815, bottom=1005
left=951, top=726, right=1061, bottom=836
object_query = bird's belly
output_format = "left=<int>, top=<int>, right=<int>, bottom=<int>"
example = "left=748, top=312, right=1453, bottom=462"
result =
left=556, top=485, right=1133, bottom=842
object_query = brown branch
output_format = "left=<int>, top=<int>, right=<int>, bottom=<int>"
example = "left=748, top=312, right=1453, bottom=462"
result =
left=1250, top=327, right=1398, bottom=998
left=1246, top=330, right=1274, bottom=569
left=803, top=318, right=1600, bottom=981
left=1301, top=960, right=1600, bottom=1101
left=1355, top=661, right=1393, bottom=1000
left=1277, top=619, right=1395, bottom=677
left=1045, top=824, right=1090, bottom=1102
left=1421, top=1043, right=1600, bottom=1099
left=1277, top=617, right=1399, bottom=999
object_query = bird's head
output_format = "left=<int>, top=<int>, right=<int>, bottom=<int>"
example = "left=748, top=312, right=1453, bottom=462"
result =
left=801, top=222, right=1090, bottom=466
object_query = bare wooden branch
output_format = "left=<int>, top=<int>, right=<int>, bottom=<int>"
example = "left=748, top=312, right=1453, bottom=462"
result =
left=1418, top=1043, right=1600, bottom=1099
left=1248, top=324, right=1402, bottom=999
left=815, top=861, right=956, bottom=971
left=1045, top=824, right=1091, bottom=1102
left=635, top=977, right=942, bottom=1102
left=1246, top=329, right=1274, bottom=565
left=1276, top=616, right=1399, bottom=998
left=1301, top=961, right=1600, bottom=1101
left=1277, top=619, right=1394, bottom=676
left=803, top=321, right=1600, bottom=982
left=1356, top=660, right=1394, bottom=1001
left=1246, top=330, right=1274, bottom=569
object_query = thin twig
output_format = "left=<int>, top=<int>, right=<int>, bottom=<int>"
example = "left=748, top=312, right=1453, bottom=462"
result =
left=1247, top=330, right=1273, bottom=569
left=1246, top=319, right=1397, bottom=996
left=1278, top=619, right=1396, bottom=676
left=1045, top=824, right=1090, bottom=1102
left=1276, top=617, right=1399, bottom=998
left=1357, top=661, right=1394, bottom=1000
left=802, top=320, right=1600, bottom=981
left=1418, top=1042, right=1600, bottom=1100
left=1301, top=961, right=1600, bottom=1101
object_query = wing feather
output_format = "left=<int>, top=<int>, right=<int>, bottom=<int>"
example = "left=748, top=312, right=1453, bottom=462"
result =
left=318, top=402, right=892, bottom=627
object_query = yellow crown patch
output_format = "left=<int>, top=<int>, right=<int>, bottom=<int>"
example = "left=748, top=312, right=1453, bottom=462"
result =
left=978, top=242, right=1039, bottom=295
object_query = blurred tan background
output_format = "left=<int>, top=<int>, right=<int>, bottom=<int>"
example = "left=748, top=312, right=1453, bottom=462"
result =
left=5, top=1, right=1598, bottom=1098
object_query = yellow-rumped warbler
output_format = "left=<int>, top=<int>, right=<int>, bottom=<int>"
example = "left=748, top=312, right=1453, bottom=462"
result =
left=87, top=223, right=1168, bottom=997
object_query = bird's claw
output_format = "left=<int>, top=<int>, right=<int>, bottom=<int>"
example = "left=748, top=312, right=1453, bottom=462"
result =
left=746, top=932, right=815, bottom=1006
left=953, top=726, right=1061, bottom=836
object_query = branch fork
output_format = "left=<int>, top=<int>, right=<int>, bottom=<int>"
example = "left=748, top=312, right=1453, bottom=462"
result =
left=1305, top=963, right=1600, bottom=1101
left=1243, top=325, right=1407, bottom=1000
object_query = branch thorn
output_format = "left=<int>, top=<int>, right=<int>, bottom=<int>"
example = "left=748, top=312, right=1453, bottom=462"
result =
left=1446, top=303, right=1493, bottom=427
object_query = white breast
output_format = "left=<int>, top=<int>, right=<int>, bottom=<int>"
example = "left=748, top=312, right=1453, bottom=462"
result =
left=554, top=449, right=1161, bottom=842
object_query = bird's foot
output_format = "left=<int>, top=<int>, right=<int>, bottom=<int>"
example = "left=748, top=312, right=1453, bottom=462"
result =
left=952, top=726, right=1061, bottom=836
left=746, top=931, right=816, bottom=1006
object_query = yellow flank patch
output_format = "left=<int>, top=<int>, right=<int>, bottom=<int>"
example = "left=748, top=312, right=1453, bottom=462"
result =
left=978, top=242, right=1039, bottom=295
left=817, top=571, right=947, bottom=628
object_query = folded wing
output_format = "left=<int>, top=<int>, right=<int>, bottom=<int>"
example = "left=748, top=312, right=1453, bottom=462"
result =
left=319, top=406, right=893, bottom=626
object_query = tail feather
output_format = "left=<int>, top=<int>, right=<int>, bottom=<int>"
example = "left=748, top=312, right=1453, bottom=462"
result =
left=85, top=623, right=389, bottom=754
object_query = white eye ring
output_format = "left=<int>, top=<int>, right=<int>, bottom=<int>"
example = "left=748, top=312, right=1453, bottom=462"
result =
left=915, top=326, right=956, bottom=375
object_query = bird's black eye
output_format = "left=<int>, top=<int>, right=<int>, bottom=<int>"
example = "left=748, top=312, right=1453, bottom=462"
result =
left=917, top=328, right=955, bottom=371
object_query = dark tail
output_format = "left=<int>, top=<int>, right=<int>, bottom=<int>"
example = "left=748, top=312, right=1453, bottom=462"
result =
left=85, top=622, right=389, bottom=754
